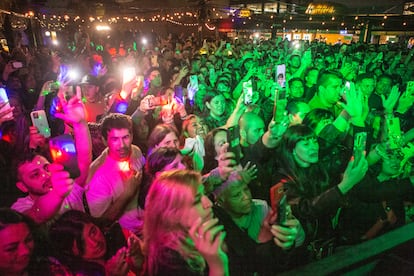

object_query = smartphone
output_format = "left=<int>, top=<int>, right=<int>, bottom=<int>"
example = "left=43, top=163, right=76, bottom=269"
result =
left=151, top=54, right=158, bottom=66
left=0, top=88, right=13, bottom=120
left=226, top=126, right=241, bottom=164
left=276, top=194, right=288, bottom=226
left=243, top=80, right=253, bottom=105
left=276, top=64, right=286, bottom=88
left=386, top=117, right=402, bottom=150
left=12, top=61, right=24, bottom=69
left=49, top=134, right=80, bottom=179
left=174, top=85, right=184, bottom=104
left=189, top=75, right=199, bottom=91
left=148, top=96, right=169, bottom=108
left=108, top=94, right=129, bottom=114
left=123, top=67, right=136, bottom=84
left=30, top=110, right=51, bottom=138
left=353, top=132, right=367, bottom=166
left=273, top=88, right=288, bottom=123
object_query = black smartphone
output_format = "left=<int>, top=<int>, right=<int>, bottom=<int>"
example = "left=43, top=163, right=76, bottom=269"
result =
left=226, top=126, right=241, bottom=164
left=49, top=134, right=80, bottom=179
left=277, top=194, right=288, bottom=226
left=353, top=132, right=367, bottom=166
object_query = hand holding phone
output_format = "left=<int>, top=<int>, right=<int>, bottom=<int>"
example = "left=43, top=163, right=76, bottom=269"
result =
left=30, top=110, right=51, bottom=138
left=353, top=132, right=367, bottom=166
left=49, top=134, right=80, bottom=179
left=227, top=126, right=241, bottom=164
left=276, top=64, right=286, bottom=88
left=276, top=194, right=288, bottom=226
left=0, top=88, right=13, bottom=121
left=11, top=61, right=24, bottom=69
left=243, top=80, right=253, bottom=105
left=386, top=117, right=402, bottom=150
left=189, top=75, right=199, bottom=91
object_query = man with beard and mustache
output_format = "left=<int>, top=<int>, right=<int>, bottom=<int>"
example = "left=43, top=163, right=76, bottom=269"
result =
left=85, top=113, right=145, bottom=234
left=11, top=95, right=91, bottom=224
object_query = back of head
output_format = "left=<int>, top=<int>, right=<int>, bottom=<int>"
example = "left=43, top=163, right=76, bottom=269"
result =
left=0, top=208, right=31, bottom=230
left=100, top=113, right=132, bottom=141
left=146, top=147, right=181, bottom=176
left=49, top=210, right=94, bottom=259
left=239, top=112, right=263, bottom=131
left=302, top=108, right=334, bottom=132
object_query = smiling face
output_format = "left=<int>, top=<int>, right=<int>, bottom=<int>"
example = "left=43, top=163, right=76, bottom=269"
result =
left=81, top=223, right=107, bottom=261
left=0, top=223, right=34, bottom=276
left=293, top=137, right=319, bottom=168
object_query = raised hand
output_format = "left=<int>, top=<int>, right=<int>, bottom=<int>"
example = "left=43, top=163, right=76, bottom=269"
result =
left=54, top=86, right=86, bottom=125
left=240, top=161, right=258, bottom=184
left=125, top=232, right=144, bottom=272
left=29, top=126, right=47, bottom=150
left=381, top=85, right=400, bottom=114
left=0, top=102, right=14, bottom=125
left=48, top=163, right=74, bottom=198
left=340, top=82, right=365, bottom=125
left=338, top=155, right=368, bottom=194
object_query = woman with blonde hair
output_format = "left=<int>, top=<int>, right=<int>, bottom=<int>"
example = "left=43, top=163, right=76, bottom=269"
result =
left=143, top=169, right=228, bottom=275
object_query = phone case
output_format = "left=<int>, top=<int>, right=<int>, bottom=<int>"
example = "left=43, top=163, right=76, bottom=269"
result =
left=0, top=88, right=13, bottom=120
left=49, top=134, right=80, bottom=179
left=353, top=132, right=367, bottom=165
left=277, top=194, right=288, bottom=226
left=276, top=64, right=286, bottom=88
left=227, top=126, right=241, bottom=164
left=243, top=80, right=253, bottom=105
left=30, top=110, right=51, bottom=138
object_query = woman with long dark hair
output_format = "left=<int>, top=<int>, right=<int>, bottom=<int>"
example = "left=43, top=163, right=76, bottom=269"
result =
left=273, top=124, right=368, bottom=261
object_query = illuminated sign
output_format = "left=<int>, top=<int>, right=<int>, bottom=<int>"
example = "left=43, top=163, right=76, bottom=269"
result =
left=306, top=3, right=336, bottom=15
left=238, top=8, right=252, bottom=18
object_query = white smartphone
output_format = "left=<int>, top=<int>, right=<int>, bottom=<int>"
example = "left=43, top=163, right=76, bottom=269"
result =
left=189, top=75, right=199, bottom=90
left=0, top=88, right=13, bottom=120
left=243, top=80, right=253, bottom=105
left=276, top=64, right=286, bottom=88
left=30, top=110, right=51, bottom=138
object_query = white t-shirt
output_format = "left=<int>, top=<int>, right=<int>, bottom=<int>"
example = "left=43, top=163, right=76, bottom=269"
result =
left=11, top=182, right=85, bottom=215
left=85, top=145, right=145, bottom=232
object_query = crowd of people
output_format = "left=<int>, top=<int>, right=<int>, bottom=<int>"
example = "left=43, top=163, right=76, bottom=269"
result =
left=1, top=29, right=414, bottom=275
